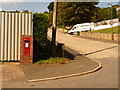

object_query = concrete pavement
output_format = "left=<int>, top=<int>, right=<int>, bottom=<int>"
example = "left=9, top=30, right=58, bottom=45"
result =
left=2, top=46, right=101, bottom=88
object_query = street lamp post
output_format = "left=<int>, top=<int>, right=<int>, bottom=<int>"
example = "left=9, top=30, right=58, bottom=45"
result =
left=52, top=0, right=58, bottom=56
left=108, top=3, right=114, bottom=36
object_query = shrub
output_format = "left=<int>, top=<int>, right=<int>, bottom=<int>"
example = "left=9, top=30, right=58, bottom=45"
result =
left=33, top=13, right=49, bottom=46
left=33, top=13, right=50, bottom=61
left=35, top=57, right=68, bottom=64
left=102, top=22, right=107, bottom=25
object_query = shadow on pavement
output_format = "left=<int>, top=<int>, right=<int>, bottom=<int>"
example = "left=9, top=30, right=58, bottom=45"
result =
left=64, top=47, right=83, bottom=60
left=64, top=50, right=75, bottom=60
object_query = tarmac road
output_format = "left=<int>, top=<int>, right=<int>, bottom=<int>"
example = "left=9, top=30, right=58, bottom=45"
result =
left=45, top=29, right=118, bottom=88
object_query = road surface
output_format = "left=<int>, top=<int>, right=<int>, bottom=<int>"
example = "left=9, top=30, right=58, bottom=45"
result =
left=46, top=29, right=118, bottom=88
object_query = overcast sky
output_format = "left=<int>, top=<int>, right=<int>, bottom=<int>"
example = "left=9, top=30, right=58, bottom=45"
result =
left=0, top=0, right=120, bottom=13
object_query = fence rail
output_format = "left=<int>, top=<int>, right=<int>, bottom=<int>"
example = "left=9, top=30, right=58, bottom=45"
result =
left=0, top=11, right=33, bottom=61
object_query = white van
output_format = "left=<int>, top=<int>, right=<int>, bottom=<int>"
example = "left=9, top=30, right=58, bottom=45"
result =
left=68, top=23, right=94, bottom=34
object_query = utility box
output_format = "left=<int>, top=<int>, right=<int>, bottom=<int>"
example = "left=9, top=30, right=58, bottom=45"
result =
left=20, top=35, right=33, bottom=65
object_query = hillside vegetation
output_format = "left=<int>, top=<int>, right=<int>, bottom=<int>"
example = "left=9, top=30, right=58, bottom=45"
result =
left=91, top=26, right=120, bottom=33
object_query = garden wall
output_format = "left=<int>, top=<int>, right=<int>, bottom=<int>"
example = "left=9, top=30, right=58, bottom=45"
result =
left=80, top=32, right=120, bottom=41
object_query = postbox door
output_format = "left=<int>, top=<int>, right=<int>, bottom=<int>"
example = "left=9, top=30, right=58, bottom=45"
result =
left=23, top=38, right=31, bottom=56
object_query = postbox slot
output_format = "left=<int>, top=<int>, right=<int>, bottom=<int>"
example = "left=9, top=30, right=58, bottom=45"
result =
left=25, top=40, right=30, bottom=42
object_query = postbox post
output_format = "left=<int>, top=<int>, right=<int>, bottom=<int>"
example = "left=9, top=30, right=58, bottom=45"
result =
left=57, top=43, right=65, bottom=57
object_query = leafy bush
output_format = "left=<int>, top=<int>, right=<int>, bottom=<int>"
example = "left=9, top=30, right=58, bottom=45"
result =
left=35, top=57, right=68, bottom=64
left=102, top=22, right=107, bottom=25
left=33, top=13, right=49, bottom=46
left=33, top=13, right=50, bottom=61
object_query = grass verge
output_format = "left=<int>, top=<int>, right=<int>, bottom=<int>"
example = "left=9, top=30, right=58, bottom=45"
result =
left=35, top=57, right=68, bottom=64
left=91, top=26, right=120, bottom=33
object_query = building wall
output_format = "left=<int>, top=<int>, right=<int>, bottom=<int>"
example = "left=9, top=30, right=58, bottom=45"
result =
left=0, top=11, right=33, bottom=61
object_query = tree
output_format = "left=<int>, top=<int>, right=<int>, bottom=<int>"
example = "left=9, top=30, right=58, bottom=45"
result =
left=112, top=7, right=117, bottom=19
left=44, top=11, right=49, bottom=14
left=47, top=2, right=54, bottom=13
left=94, top=6, right=117, bottom=22
left=95, top=7, right=104, bottom=22
left=22, top=10, right=29, bottom=13
left=48, top=2, right=99, bottom=27
left=48, top=12, right=53, bottom=26
left=33, top=13, right=50, bottom=60
left=22, top=10, right=33, bottom=14
left=118, top=9, right=120, bottom=19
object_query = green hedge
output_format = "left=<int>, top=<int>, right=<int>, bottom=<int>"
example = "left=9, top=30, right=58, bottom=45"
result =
left=33, top=13, right=50, bottom=61
left=33, top=13, right=49, bottom=46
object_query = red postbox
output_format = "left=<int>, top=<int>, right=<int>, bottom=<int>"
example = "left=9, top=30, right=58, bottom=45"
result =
left=23, top=38, right=31, bottom=56
left=20, top=35, right=33, bottom=65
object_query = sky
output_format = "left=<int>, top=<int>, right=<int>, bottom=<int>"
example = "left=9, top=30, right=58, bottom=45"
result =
left=0, top=0, right=120, bottom=13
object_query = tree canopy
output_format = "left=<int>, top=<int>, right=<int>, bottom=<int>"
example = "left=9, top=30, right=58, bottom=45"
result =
left=47, top=2, right=118, bottom=27
left=95, top=6, right=117, bottom=22
left=118, top=9, right=120, bottom=19
left=48, top=2, right=98, bottom=27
